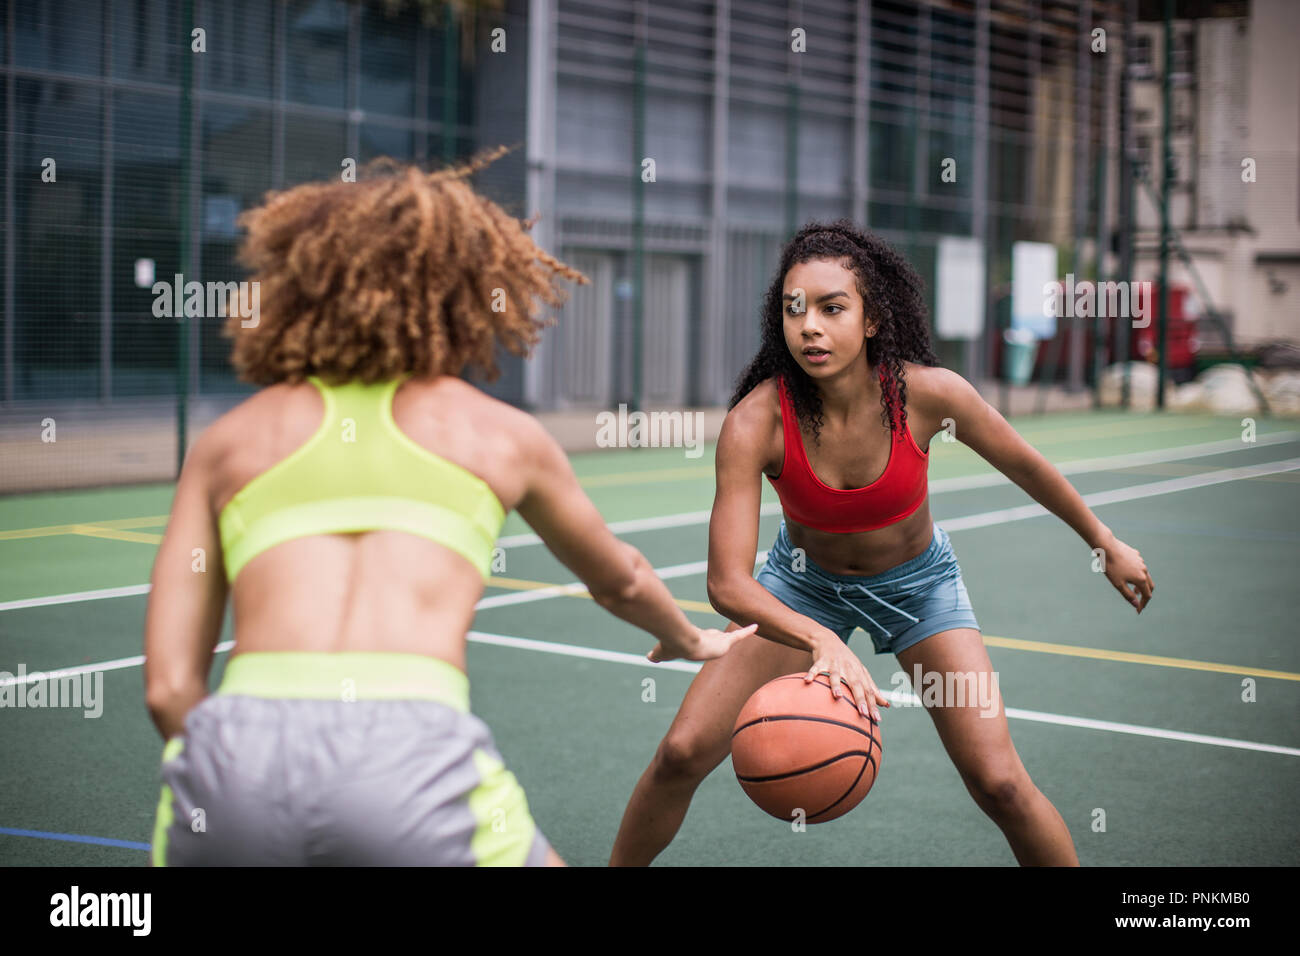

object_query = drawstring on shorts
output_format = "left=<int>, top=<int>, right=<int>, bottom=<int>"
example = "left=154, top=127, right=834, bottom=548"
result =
left=831, top=581, right=921, bottom=641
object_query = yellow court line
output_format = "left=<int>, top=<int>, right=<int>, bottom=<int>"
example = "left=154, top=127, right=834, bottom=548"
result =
left=483, top=576, right=1300, bottom=681
left=982, top=635, right=1300, bottom=682
left=0, top=514, right=170, bottom=541
left=487, top=575, right=586, bottom=594
left=0, top=522, right=97, bottom=541
left=69, top=525, right=164, bottom=545
left=94, top=514, right=171, bottom=530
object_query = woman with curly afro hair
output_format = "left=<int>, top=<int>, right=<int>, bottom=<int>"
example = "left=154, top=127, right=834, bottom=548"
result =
left=611, top=220, right=1154, bottom=866
left=142, top=148, right=752, bottom=867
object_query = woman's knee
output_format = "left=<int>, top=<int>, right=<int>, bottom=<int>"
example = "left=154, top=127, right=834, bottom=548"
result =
left=963, top=767, right=1035, bottom=818
left=653, top=725, right=728, bottom=782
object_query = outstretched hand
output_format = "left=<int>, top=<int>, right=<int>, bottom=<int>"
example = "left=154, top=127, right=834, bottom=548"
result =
left=1102, top=536, right=1154, bottom=613
left=648, top=623, right=758, bottom=663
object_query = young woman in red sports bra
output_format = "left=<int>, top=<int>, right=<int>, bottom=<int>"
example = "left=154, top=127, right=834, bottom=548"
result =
left=611, top=220, right=1155, bottom=866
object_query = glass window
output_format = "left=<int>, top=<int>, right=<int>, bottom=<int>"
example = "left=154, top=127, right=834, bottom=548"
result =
left=360, top=123, right=413, bottom=164
left=13, top=79, right=103, bottom=400
left=427, top=18, right=474, bottom=139
left=361, top=5, right=417, bottom=118
left=283, top=114, right=346, bottom=186
left=867, top=201, right=907, bottom=232
left=869, top=119, right=914, bottom=193
left=201, top=0, right=274, bottom=98
left=112, top=0, right=179, bottom=83
left=112, top=92, right=181, bottom=398
left=1132, top=34, right=1152, bottom=70
left=16, top=0, right=104, bottom=77
left=927, top=129, right=972, bottom=199
left=286, top=0, right=349, bottom=109
left=201, top=104, right=273, bottom=394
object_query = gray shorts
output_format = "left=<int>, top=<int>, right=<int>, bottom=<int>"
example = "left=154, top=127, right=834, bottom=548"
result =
left=151, top=653, right=552, bottom=867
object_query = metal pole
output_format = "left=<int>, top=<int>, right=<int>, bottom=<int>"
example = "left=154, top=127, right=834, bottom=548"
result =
left=1093, top=19, right=1116, bottom=410
left=631, top=26, right=646, bottom=413
left=851, top=0, right=869, bottom=229
left=971, top=0, right=989, bottom=382
left=1092, top=151, right=1107, bottom=408
left=784, top=79, right=799, bottom=237
left=1117, top=0, right=1134, bottom=409
left=442, top=6, right=459, bottom=162
left=1035, top=6, right=1092, bottom=414
left=783, top=0, right=802, bottom=237
left=1157, top=0, right=1172, bottom=409
left=523, top=0, right=557, bottom=409
left=101, top=5, right=113, bottom=403
left=1069, top=0, right=1092, bottom=393
left=906, top=3, right=930, bottom=268
left=1040, top=0, right=1092, bottom=411
left=176, top=0, right=194, bottom=476
left=705, top=0, right=730, bottom=406
left=2, top=0, right=12, bottom=403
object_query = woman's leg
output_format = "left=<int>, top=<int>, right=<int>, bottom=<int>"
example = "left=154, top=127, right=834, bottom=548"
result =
left=895, top=628, right=1079, bottom=866
left=609, top=624, right=812, bottom=866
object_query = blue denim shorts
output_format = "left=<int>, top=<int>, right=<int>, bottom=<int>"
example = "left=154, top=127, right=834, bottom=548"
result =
left=754, top=521, right=981, bottom=656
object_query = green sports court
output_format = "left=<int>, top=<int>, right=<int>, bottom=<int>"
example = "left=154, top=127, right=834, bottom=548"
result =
left=3, top=409, right=1297, bottom=866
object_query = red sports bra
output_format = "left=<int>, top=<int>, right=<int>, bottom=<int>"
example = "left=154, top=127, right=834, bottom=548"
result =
left=766, top=367, right=929, bottom=533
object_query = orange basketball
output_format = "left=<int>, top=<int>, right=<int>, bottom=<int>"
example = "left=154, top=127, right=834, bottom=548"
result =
left=731, top=673, right=882, bottom=824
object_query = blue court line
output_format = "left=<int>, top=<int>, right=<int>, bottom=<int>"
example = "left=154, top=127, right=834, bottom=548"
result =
left=0, top=826, right=149, bottom=851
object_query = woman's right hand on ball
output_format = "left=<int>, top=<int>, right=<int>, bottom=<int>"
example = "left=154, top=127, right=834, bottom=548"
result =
left=807, top=631, right=890, bottom=722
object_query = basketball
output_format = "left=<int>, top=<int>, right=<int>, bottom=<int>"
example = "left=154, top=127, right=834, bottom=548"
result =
left=731, top=673, right=883, bottom=824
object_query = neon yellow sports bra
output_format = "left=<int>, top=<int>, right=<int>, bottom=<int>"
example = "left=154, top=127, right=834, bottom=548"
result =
left=218, top=375, right=506, bottom=584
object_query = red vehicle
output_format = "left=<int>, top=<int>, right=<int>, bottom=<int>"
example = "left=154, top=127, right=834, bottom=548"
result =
left=992, top=281, right=1200, bottom=384
left=1130, top=283, right=1201, bottom=382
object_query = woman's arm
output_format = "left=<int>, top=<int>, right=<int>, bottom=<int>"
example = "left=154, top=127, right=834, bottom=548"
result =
left=514, top=418, right=751, bottom=662
left=925, top=367, right=1154, bottom=613
left=143, top=427, right=229, bottom=740
left=704, top=391, right=890, bottom=720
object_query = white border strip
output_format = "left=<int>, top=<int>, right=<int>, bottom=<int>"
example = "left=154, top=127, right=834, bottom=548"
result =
left=3, top=631, right=1294, bottom=757
left=940, top=456, right=1300, bottom=532
left=7, top=453, right=1299, bottom=614
left=492, top=431, right=1299, bottom=548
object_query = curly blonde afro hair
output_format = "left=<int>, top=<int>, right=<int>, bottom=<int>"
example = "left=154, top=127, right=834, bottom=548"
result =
left=223, top=146, right=587, bottom=385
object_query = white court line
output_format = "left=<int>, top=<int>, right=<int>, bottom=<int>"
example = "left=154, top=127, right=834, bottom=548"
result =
left=0, top=583, right=152, bottom=613
left=474, top=556, right=745, bottom=609
left=940, top=456, right=1300, bottom=532
left=492, top=430, right=1300, bottom=548
left=481, top=455, right=1300, bottom=612
left=927, top=429, right=1299, bottom=494
left=3, top=631, right=1295, bottom=758
left=8, top=453, right=1300, bottom=614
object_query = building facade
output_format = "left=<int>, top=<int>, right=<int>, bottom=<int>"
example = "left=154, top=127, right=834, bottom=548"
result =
left=1130, top=0, right=1300, bottom=350
left=11, top=0, right=1289, bottom=426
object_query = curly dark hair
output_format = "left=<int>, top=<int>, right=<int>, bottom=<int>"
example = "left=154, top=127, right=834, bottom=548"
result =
left=223, top=146, right=587, bottom=386
left=729, top=219, right=938, bottom=442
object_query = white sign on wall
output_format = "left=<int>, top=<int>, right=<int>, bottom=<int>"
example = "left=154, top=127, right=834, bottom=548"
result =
left=935, top=236, right=985, bottom=340
left=1011, top=241, right=1058, bottom=339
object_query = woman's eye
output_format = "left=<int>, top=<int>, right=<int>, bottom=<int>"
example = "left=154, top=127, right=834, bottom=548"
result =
left=824, top=305, right=841, bottom=314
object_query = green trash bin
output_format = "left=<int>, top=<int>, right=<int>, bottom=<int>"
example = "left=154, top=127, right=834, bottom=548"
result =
left=1003, top=328, right=1037, bottom=386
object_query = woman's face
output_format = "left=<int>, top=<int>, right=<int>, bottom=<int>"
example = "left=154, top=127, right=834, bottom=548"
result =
left=781, top=257, right=874, bottom=379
